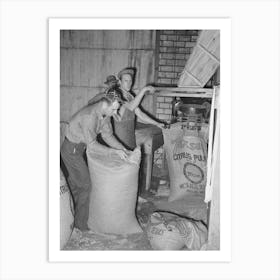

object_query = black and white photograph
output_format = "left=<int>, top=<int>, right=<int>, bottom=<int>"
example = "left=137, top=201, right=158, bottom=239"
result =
left=58, top=28, right=221, bottom=252
left=1, top=0, right=279, bottom=279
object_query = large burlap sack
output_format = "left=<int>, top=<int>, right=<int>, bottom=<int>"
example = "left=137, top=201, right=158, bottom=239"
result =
left=163, top=123, right=207, bottom=201
left=87, top=147, right=143, bottom=234
left=60, top=169, right=74, bottom=249
left=147, top=211, right=207, bottom=250
left=147, top=212, right=185, bottom=250
left=176, top=217, right=208, bottom=250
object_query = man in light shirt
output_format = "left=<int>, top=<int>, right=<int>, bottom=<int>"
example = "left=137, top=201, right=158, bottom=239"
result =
left=61, top=89, right=128, bottom=231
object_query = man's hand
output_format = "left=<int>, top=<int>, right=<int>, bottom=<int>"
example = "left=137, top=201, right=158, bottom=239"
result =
left=139, top=85, right=155, bottom=95
left=144, top=85, right=155, bottom=94
left=156, top=122, right=168, bottom=129
left=114, top=149, right=129, bottom=161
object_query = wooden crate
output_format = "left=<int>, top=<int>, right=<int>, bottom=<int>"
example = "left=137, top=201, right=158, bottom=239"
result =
left=178, top=30, right=220, bottom=87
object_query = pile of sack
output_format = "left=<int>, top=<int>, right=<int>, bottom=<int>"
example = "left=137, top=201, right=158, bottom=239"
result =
left=146, top=211, right=207, bottom=250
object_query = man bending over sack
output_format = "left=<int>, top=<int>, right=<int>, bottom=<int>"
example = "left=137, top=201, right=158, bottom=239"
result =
left=61, top=89, right=129, bottom=231
left=89, top=68, right=166, bottom=150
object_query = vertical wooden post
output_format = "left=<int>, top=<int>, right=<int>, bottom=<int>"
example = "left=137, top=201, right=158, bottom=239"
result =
left=204, top=87, right=216, bottom=202
left=206, top=86, right=220, bottom=250
left=207, top=138, right=220, bottom=250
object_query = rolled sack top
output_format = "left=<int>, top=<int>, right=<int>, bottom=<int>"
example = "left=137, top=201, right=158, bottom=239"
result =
left=87, top=146, right=141, bottom=168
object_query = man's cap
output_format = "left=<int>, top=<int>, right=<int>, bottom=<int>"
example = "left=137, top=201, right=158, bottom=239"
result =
left=117, top=67, right=135, bottom=79
left=88, top=87, right=123, bottom=105
left=104, top=75, right=118, bottom=85
left=104, top=87, right=124, bottom=104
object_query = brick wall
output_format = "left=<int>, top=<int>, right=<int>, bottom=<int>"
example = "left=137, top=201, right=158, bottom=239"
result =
left=153, top=30, right=199, bottom=171
left=155, top=30, right=199, bottom=123
left=153, top=30, right=219, bottom=174
left=156, top=96, right=173, bottom=121
left=156, top=30, right=199, bottom=87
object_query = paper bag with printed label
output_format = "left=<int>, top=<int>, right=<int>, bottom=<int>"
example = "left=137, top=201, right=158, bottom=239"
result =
left=163, top=124, right=207, bottom=202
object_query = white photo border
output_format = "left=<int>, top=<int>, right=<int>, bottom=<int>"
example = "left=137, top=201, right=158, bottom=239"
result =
left=49, top=18, right=231, bottom=262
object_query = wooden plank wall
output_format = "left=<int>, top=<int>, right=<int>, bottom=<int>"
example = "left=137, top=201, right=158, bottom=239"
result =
left=60, top=30, right=156, bottom=122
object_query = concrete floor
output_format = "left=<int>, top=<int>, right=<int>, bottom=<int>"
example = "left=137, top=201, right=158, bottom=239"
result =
left=63, top=178, right=207, bottom=251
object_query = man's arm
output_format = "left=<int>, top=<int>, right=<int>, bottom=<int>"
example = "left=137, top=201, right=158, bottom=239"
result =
left=84, top=119, right=128, bottom=159
left=125, top=86, right=154, bottom=112
left=103, top=134, right=127, bottom=150
left=81, top=116, right=113, bottom=155
left=87, top=92, right=104, bottom=105
left=88, top=140, right=114, bottom=155
left=101, top=118, right=127, bottom=150
left=88, top=140, right=128, bottom=160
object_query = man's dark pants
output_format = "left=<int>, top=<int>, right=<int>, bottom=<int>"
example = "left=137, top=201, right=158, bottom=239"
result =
left=61, top=138, right=91, bottom=231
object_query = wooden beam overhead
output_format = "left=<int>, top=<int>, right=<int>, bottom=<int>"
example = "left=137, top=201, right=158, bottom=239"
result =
left=154, top=87, right=214, bottom=93
left=155, top=92, right=213, bottom=98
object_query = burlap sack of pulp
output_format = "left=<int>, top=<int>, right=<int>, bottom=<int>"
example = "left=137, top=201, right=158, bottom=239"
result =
left=163, top=123, right=208, bottom=202
left=60, top=169, right=74, bottom=249
left=87, top=146, right=143, bottom=234
left=147, top=211, right=207, bottom=250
